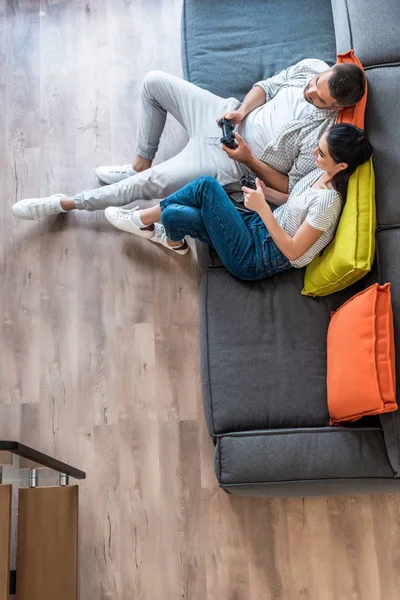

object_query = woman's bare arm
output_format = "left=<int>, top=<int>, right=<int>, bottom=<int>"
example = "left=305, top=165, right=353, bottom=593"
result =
left=258, top=204, right=322, bottom=261
left=242, top=179, right=322, bottom=261
left=259, top=182, right=289, bottom=206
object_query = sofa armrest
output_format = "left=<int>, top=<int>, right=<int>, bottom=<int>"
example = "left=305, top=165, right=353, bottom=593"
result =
left=215, top=427, right=400, bottom=497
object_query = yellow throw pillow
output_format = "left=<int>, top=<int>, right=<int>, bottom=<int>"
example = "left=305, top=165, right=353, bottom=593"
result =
left=302, top=157, right=375, bottom=297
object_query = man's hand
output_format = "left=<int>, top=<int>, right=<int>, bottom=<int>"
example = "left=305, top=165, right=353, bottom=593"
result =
left=216, top=109, right=245, bottom=126
left=221, top=133, right=252, bottom=165
left=242, top=178, right=268, bottom=214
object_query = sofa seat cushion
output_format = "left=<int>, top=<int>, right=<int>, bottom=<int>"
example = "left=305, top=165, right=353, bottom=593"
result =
left=200, top=267, right=361, bottom=436
left=182, top=0, right=336, bottom=100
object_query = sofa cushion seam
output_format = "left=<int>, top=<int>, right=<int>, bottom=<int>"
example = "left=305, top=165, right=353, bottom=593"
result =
left=343, top=0, right=353, bottom=49
left=216, top=427, right=383, bottom=439
left=181, top=0, right=190, bottom=82
left=364, top=62, right=400, bottom=71
left=220, top=475, right=397, bottom=487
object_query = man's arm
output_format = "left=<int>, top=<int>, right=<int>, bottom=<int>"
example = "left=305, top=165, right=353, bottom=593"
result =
left=217, top=85, right=266, bottom=125
left=239, top=85, right=266, bottom=117
left=219, top=59, right=329, bottom=125
left=245, top=155, right=289, bottom=194
left=222, top=133, right=290, bottom=193
left=218, top=65, right=289, bottom=124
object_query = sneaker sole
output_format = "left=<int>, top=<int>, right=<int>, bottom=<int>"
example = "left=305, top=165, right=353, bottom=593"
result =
left=151, top=238, right=190, bottom=255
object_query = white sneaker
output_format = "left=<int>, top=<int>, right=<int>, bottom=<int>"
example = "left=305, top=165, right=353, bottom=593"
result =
left=151, top=223, right=190, bottom=255
left=11, top=194, right=66, bottom=220
left=104, top=206, right=155, bottom=238
left=95, top=164, right=136, bottom=184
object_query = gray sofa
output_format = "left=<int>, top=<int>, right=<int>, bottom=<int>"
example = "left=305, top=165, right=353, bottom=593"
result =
left=181, top=0, right=400, bottom=497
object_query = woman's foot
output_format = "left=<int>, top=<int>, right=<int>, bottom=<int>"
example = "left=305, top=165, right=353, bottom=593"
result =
left=151, top=223, right=189, bottom=255
left=95, top=164, right=136, bottom=185
left=11, top=194, right=68, bottom=220
left=104, top=206, right=155, bottom=238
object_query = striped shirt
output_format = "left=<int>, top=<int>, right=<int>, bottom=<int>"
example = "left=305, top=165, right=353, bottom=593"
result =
left=273, top=168, right=343, bottom=268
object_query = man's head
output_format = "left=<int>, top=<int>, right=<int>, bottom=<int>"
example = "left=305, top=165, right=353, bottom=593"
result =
left=304, top=63, right=366, bottom=109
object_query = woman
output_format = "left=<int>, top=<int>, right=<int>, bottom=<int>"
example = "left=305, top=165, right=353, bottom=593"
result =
left=101, top=123, right=373, bottom=281
left=12, top=124, right=372, bottom=281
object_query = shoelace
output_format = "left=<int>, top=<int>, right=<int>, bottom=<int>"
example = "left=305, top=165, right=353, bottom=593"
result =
left=112, top=208, right=137, bottom=221
left=154, top=225, right=166, bottom=243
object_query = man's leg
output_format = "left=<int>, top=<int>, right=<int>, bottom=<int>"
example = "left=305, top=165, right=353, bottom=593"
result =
left=11, top=139, right=220, bottom=220
left=78, top=138, right=219, bottom=211
left=97, top=70, right=227, bottom=182
left=135, top=70, right=225, bottom=160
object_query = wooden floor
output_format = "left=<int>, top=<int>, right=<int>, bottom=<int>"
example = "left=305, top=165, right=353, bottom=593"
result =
left=1, top=1, right=400, bottom=599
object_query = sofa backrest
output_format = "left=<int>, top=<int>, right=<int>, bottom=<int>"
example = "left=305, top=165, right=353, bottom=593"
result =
left=182, top=0, right=337, bottom=100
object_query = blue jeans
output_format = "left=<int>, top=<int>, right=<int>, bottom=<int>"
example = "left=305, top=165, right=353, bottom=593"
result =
left=160, top=176, right=292, bottom=281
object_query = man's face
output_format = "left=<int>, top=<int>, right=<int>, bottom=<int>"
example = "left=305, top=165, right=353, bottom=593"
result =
left=304, top=70, right=340, bottom=109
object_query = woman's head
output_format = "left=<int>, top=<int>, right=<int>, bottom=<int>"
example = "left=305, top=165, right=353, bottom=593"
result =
left=313, top=124, right=373, bottom=200
left=313, top=124, right=373, bottom=174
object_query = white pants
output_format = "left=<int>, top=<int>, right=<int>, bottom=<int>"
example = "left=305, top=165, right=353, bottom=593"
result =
left=74, top=71, right=251, bottom=211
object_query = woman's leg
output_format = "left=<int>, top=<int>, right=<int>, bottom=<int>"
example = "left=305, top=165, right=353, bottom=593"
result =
left=160, top=176, right=262, bottom=278
left=139, top=200, right=212, bottom=246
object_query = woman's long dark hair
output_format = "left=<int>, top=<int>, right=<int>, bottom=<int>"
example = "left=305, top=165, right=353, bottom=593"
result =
left=326, top=124, right=373, bottom=203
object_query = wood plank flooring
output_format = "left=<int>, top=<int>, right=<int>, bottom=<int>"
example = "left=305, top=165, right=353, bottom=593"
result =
left=1, top=1, right=400, bottom=599
left=0, top=485, right=12, bottom=600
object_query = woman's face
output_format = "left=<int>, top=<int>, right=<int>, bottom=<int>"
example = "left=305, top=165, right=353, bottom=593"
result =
left=312, top=132, right=339, bottom=172
left=312, top=132, right=349, bottom=176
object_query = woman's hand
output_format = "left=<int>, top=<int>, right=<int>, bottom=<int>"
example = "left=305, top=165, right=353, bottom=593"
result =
left=242, top=178, right=269, bottom=214
left=258, top=180, right=272, bottom=198
left=221, top=133, right=252, bottom=165
left=216, top=109, right=245, bottom=126
left=258, top=181, right=289, bottom=205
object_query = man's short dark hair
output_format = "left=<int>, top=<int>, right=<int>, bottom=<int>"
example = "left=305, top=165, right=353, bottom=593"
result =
left=328, top=64, right=366, bottom=107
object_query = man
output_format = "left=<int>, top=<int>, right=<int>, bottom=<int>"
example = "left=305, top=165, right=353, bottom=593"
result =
left=12, top=60, right=365, bottom=230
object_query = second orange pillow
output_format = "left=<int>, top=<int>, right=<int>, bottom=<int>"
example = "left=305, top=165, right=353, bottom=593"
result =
left=327, top=283, right=397, bottom=426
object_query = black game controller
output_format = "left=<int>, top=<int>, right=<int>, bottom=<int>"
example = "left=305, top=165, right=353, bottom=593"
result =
left=240, top=175, right=257, bottom=189
left=218, top=118, right=237, bottom=149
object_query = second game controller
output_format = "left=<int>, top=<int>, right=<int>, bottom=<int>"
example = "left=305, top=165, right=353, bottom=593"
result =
left=240, top=175, right=257, bottom=190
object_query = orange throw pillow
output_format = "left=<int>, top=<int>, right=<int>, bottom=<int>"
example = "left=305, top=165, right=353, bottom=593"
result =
left=336, top=50, right=368, bottom=130
left=327, top=283, right=397, bottom=426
